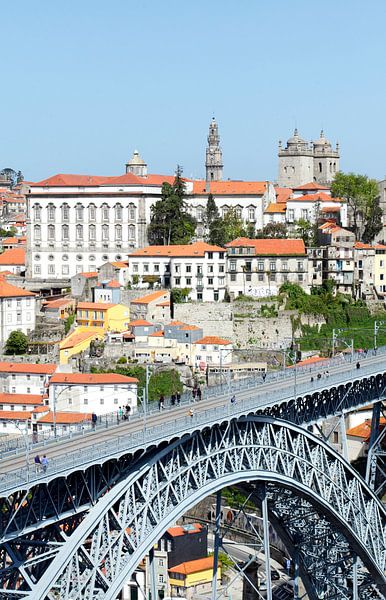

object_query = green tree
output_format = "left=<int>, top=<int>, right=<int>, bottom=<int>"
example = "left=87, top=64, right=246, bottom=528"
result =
left=331, top=172, right=381, bottom=241
left=147, top=166, right=197, bottom=245
left=5, top=330, right=28, bottom=355
left=245, top=222, right=256, bottom=238
left=294, top=219, right=313, bottom=244
left=204, top=193, right=219, bottom=227
left=257, top=222, right=287, bottom=239
left=64, top=313, right=76, bottom=334
left=208, top=208, right=245, bottom=246
left=170, top=287, right=190, bottom=303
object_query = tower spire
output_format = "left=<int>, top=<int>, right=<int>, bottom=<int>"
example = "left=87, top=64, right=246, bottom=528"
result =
left=205, top=117, right=223, bottom=182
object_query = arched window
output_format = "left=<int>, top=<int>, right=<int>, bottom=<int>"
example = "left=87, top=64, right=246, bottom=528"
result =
left=76, top=224, right=83, bottom=240
left=89, top=224, right=96, bottom=241
left=128, top=224, right=135, bottom=240
left=47, top=204, right=55, bottom=221
left=319, top=162, right=322, bottom=173
left=115, top=204, right=122, bottom=220
left=33, top=204, right=41, bottom=221
left=76, top=204, right=84, bottom=221
left=115, top=224, right=122, bottom=241
left=34, top=224, right=41, bottom=240
left=128, top=204, right=136, bottom=221
left=47, top=224, right=55, bottom=241
left=88, top=204, right=96, bottom=221
left=102, top=204, right=109, bottom=221
left=62, top=203, right=69, bottom=221
left=62, top=224, right=69, bottom=241
left=102, top=224, right=109, bottom=241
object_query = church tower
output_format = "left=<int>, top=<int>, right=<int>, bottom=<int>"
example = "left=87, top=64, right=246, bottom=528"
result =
left=205, top=118, right=223, bottom=182
left=125, top=150, right=147, bottom=177
left=312, top=131, right=340, bottom=185
left=278, top=129, right=314, bottom=188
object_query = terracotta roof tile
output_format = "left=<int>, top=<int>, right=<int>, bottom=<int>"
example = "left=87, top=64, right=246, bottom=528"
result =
left=0, top=393, right=45, bottom=405
left=275, top=187, right=293, bottom=204
left=50, top=373, right=138, bottom=384
left=169, top=556, right=217, bottom=575
left=0, top=410, right=32, bottom=420
left=0, top=279, right=35, bottom=298
left=193, top=180, right=267, bottom=195
left=132, top=290, right=168, bottom=305
left=289, top=192, right=338, bottom=203
left=148, top=330, right=164, bottom=337
left=106, top=279, right=121, bottom=288
left=226, top=238, right=306, bottom=256
left=0, top=362, right=57, bottom=375
left=44, top=298, right=73, bottom=309
left=167, top=523, right=203, bottom=537
left=194, top=336, right=232, bottom=345
left=130, top=242, right=225, bottom=258
left=347, top=418, right=386, bottom=440
left=38, top=411, right=93, bottom=424
left=77, top=302, right=115, bottom=310
left=60, top=329, right=104, bottom=350
left=30, top=174, right=113, bottom=187
left=110, top=261, right=129, bottom=268
left=264, top=203, right=286, bottom=214
left=0, top=248, right=25, bottom=266
left=293, top=182, right=330, bottom=190
left=156, top=301, right=170, bottom=307
left=128, top=319, right=152, bottom=327
left=78, top=271, right=98, bottom=278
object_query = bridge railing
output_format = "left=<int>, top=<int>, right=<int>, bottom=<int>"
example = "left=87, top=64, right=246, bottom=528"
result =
left=0, top=354, right=384, bottom=495
left=0, top=347, right=383, bottom=462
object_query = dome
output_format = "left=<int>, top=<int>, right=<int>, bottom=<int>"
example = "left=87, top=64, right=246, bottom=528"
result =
left=127, top=150, right=146, bottom=166
left=314, top=130, right=331, bottom=148
left=286, top=128, right=306, bottom=145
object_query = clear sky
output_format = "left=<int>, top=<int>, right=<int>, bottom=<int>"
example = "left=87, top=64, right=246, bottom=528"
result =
left=2, top=0, right=386, bottom=182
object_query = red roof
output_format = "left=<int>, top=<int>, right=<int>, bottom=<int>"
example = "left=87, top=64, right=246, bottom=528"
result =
left=167, top=523, right=203, bottom=537
left=128, top=319, right=152, bottom=327
left=264, top=203, right=286, bottom=214
left=60, top=329, right=104, bottom=350
left=293, top=182, right=330, bottom=190
left=347, top=418, right=386, bottom=441
left=0, top=279, right=35, bottom=298
left=193, top=180, right=267, bottom=195
left=275, top=187, right=293, bottom=204
left=131, top=290, right=168, bottom=305
left=37, top=411, right=93, bottom=424
left=0, top=410, right=32, bottom=420
left=149, top=330, right=164, bottom=337
left=0, top=362, right=57, bottom=375
left=226, top=238, right=306, bottom=256
left=0, top=248, right=25, bottom=265
left=130, top=241, right=225, bottom=258
left=50, top=373, right=138, bottom=384
left=30, top=174, right=112, bottom=187
left=0, top=393, right=45, bottom=405
left=194, top=336, right=231, bottom=346
left=2, top=237, right=26, bottom=245
left=289, top=192, right=337, bottom=203
left=139, top=174, right=177, bottom=185
left=79, top=271, right=98, bottom=278
left=169, top=556, right=217, bottom=575
left=106, top=279, right=121, bottom=288
left=77, top=302, right=115, bottom=310
left=44, top=297, right=73, bottom=309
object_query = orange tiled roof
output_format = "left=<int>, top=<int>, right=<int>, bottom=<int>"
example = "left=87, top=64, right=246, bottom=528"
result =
left=288, top=356, right=326, bottom=368
left=0, top=248, right=25, bottom=265
left=194, top=336, right=231, bottom=345
left=139, top=174, right=177, bottom=185
left=60, top=329, right=104, bottom=350
left=77, top=302, right=115, bottom=310
left=101, top=172, right=142, bottom=185
left=293, top=182, right=330, bottom=190
left=128, top=319, right=152, bottom=327
left=179, top=324, right=201, bottom=331
left=130, top=241, right=225, bottom=258
left=275, top=187, right=293, bottom=204
left=167, top=523, right=203, bottom=537
left=44, top=297, right=73, bottom=309
left=0, top=410, right=32, bottom=420
left=347, top=418, right=386, bottom=440
left=264, top=203, right=286, bottom=214
left=168, top=321, right=186, bottom=326
left=131, top=290, right=168, bottom=304
left=0, top=393, right=45, bottom=405
left=0, top=279, right=35, bottom=298
left=79, top=271, right=98, bottom=278
left=156, top=301, right=170, bottom=307
left=169, top=556, right=216, bottom=575
left=2, top=237, right=26, bottom=245
left=320, top=206, right=340, bottom=213
left=38, top=411, right=93, bottom=424
left=192, top=180, right=267, bottom=195
left=226, top=238, right=306, bottom=256
left=148, top=330, right=164, bottom=337
left=50, top=373, right=138, bottom=384
left=289, top=192, right=337, bottom=203
left=110, top=261, right=129, bottom=268
left=30, top=174, right=113, bottom=187
left=354, top=242, right=386, bottom=250
left=0, top=362, right=57, bottom=374
left=106, top=279, right=121, bottom=288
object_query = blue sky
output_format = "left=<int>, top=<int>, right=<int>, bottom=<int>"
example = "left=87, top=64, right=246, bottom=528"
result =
left=2, top=0, right=386, bottom=182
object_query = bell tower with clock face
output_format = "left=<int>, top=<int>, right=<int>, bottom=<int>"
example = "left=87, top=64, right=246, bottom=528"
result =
left=205, top=117, right=223, bottom=182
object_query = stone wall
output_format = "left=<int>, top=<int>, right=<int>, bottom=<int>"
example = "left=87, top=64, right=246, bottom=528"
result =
left=174, top=302, right=233, bottom=338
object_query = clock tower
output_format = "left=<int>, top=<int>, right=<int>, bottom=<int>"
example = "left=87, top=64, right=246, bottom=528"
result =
left=205, top=117, right=223, bottom=182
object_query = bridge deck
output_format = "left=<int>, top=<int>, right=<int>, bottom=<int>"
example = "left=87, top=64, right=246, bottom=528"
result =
left=0, top=351, right=385, bottom=496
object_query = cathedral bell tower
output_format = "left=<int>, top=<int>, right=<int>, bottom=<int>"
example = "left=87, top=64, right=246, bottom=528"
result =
left=205, top=117, right=223, bottom=182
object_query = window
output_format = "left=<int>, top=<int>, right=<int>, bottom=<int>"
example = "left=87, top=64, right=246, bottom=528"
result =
left=219, top=277, right=225, bottom=285
left=270, top=262, right=276, bottom=271
left=88, top=204, right=96, bottom=221
left=102, top=204, right=109, bottom=221
left=175, top=264, right=180, bottom=273
left=219, top=265, right=224, bottom=273
left=102, top=224, right=109, bottom=241
left=248, top=208, right=255, bottom=221
left=48, top=224, right=55, bottom=241
left=208, top=264, right=214, bottom=273
left=297, top=261, right=304, bottom=271
left=301, top=209, right=308, bottom=220
left=207, top=252, right=213, bottom=259
left=128, top=204, right=136, bottom=220
left=34, top=225, right=41, bottom=240
left=115, top=224, right=122, bottom=241
left=84, top=398, right=88, bottom=405
left=33, top=204, right=41, bottom=220
left=17, top=312, right=22, bottom=323
left=76, top=204, right=84, bottom=220
left=100, top=399, right=104, bottom=405
left=76, top=224, right=83, bottom=240
left=282, top=262, right=288, bottom=271
left=197, top=208, right=204, bottom=221
left=133, top=264, right=138, bottom=272
left=158, top=575, right=164, bottom=584
left=115, top=204, right=122, bottom=220
left=62, top=265, right=69, bottom=275
left=144, top=264, right=149, bottom=273
left=288, top=209, right=295, bottom=221
left=208, top=277, right=213, bottom=285
left=258, top=273, right=264, bottom=281
left=62, top=203, right=69, bottom=221
left=298, top=274, right=304, bottom=282
left=186, top=277, right=191, bottom=285
left=175, top=277, right=181, bottom=285
left=89, top=224, right=96, bottom=241
left=62, top=224, right=69, bottom=241
left=34, top=265, right=41, bottom=274
left=246, top=273, right=251, bottom=281
left=230, top=261, right=236, bottom=271
left=230, top=273, right=236, bottom=282
left=47, top=204, right=56, bottom=221
left=236, top=208, right=242, bottom=219
left=319, top=162, right=322, bottom=173
left=128, top=224, right=135, bottom=240
left=48, top=265, right=55, bottom=275
left=258, top=261, right=264, bottom=271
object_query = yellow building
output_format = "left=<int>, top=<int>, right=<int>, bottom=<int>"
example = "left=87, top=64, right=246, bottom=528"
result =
left=59, top=328, right=104, bottom=364
left=373, top=244, right=386, bottom=295
left=168, top=556, right=221, bottom=596
left=76, top=302, right=130, bottom=331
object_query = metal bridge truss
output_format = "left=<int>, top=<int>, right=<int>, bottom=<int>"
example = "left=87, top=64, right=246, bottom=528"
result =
left=1, top=417, right=384, bottom=599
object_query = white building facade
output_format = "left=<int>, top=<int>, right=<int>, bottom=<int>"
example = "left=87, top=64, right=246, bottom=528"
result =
left=0, top=281, right=38, bottom=347
left=0, top=362, right=56, bottom=395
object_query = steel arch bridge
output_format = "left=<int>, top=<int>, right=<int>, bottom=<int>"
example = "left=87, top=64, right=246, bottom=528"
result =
left=1, top=416, right=385, bottom=600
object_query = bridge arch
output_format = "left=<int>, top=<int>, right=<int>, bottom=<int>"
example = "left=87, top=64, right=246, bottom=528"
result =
left=14, top=417, right=386, bottom=599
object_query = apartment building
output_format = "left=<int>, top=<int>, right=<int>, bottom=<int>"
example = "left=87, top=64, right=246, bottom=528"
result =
left=0, top=362, right=57, bottom=395
left=128, top=242, right=227, bottom=301
left=0, top=279, right=37, bottom=347
left=318, top=223, right=355, bottom=294
left=225, top=238, right=309, bottom=298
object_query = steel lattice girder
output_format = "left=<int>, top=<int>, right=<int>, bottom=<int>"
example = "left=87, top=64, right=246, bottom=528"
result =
left=0, top=416, right=384, bottom=600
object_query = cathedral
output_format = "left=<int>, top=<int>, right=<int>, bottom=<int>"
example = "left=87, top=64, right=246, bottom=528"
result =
left=278, top=129, right=340, bottom=188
